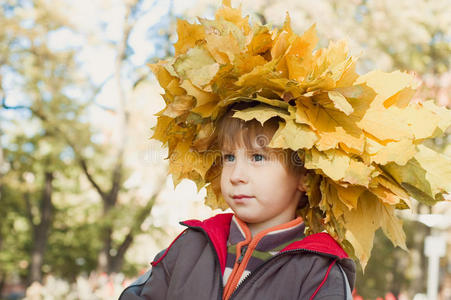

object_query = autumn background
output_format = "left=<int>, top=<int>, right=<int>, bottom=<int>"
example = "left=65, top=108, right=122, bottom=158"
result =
left=1, top=0, right=450, bottom=299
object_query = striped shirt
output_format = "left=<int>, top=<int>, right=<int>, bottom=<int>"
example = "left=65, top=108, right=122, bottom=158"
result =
left=222, top=215, right=305, bottom=289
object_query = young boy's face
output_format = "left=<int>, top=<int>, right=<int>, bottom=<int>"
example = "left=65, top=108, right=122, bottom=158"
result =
left=220, top=145, right=306, bottom=234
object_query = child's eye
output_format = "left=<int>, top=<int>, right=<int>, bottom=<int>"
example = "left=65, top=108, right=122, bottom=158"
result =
left=252, top=154, right=265, bottom=162
left=223, top=154, right=235, bottom=162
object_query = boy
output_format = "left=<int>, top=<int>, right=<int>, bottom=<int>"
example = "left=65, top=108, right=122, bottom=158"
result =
left=120, top=105, right=356, bottom=299
left=120, top=0, right=450, bottom=298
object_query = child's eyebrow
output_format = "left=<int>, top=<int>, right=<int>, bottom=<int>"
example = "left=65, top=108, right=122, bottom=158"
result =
left=248, top=146, right=271, bottom=152
left=220, top=146, right=234, bottom=152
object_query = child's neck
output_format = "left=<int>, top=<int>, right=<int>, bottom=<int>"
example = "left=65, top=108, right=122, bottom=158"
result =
left=246, top=215, right=299, bottom=237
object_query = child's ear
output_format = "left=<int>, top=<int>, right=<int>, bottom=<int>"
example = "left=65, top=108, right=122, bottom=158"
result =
left=297, top=173, right=307, bottom=192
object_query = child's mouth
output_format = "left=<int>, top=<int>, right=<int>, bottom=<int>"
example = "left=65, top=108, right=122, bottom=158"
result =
left=232, top=194, right=253, bottom=199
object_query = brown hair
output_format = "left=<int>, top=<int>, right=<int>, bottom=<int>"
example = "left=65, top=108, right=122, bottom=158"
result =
left=213, top=102, right=306, bottom=177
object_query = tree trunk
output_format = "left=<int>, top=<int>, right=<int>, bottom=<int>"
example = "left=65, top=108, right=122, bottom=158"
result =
left=28, top=171, right=54, bottom=285
left=0, top=272, right=5, bottom=300
left=97, top=193, right=117, bottom=273
left=97, top=226, right=113, bottom=273
left=108, top=234, right=131, bottom=273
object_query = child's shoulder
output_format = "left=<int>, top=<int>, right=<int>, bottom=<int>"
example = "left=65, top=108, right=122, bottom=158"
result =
left=151, top=213, right=233, bottom=266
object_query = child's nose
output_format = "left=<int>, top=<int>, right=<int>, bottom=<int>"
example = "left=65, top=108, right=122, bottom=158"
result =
left=229, top=159, right=248, bottom=184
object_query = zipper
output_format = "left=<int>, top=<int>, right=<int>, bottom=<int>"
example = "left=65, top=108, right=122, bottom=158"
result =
left=229, top=248, right=339, bottom=299
left=180, top=223, right=225, bottom=300
left=237, top=245, right=248, bottom=264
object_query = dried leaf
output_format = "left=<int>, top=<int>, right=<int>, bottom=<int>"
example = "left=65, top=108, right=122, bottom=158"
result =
left=297, top=98, right=365, bottom=153
left=173, top=46, right=219, bottom=88
left=163, top=95, right=195, bottom=118
left=343, top=191, right=381, bottom=270
left=414, top=144, right=451, bottom=195
left=305, top=148, right=350, bottom=181
left=285, top=25, right=318, bottom=81
left=359, top=103, right=439, bottom=141
left=370, top=139, right=417, bottom=165
left=231, top=104, right=291, bottom=125
left=334, top=183, right=365, bottom=210
left=327, top=91, right=353, bottom=115
left=343, top=158, right=374, bottom=187
left=180, top=80, right=218, bottom=107
left=269, top=119, right=318, bottom=150
left=356, top=70, right=417, bottom=108
left=422, top=100, right=451, bottom=137
left=174, top=19, right=206, bottom=55
left=151, top=116, right=173, bottom=144
left=380, top=204, right=407, bottom=250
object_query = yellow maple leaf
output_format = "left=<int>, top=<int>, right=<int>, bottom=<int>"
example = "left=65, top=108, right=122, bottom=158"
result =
left=359, top=103, right=439, bottom=141
left=382, top=145, right=451, bottom=205
left=370, top=185, right=404, bottom=205
left=174, top=19, right=206, bottom=55
left=235, top=59, right=279, bottom=88
left=165, top=79, right=186, bottom=97
left=371, top=175, right=411, bottom=208
left=356, top=70, right=418, bottom=108
left=285, top=25, right=318, bottom=81
left=297, top=97, right=365, bottom=153
left=327, top=91, right=354, bottom=115
left=192, top=122, right=215, bottom=152
left=422, top=100, right=451, bottom=137
left=215, top=1, right=251, bottom=36
left=335, top=57, right=359, bottom=88
left=234, top=53, right=268, bottom=75
left=148, top=62, right=175, bottom=91
left=162, top=95, right=196, bottom=118
left=191, top=102, right=218, bottom=118
left=311, top=40, right=349, bottom=82
left=343, top=191, right=381, bottom=270
left=151, top=116, right=173, bottom=145
left=333, top=182, right=365, bottom=210
left=231, top=104, right=291, bottom=125
left=269, top=119, right=318, bottom=150
left=343, top=158, right=374, bottom=187
left=205, top=162, right=229, bottom=210
left=247, top=25, right=273, bottom=56
left=305, top=148, right=350, bottom=181
left=173, top=46, right=219, bottom=89
left=180, top=80, right=218, bottom=107
left=366, top=139, right=417, bottom=166
left=380, top=203, right=407, bottom=251
left=199, top=18, right=247, bottom=50
left=205, top=32, right=241, bottom=64
left=414, top=144, right=451, bottom=195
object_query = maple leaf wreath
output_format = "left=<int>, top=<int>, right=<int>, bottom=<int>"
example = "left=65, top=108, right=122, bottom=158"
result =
left=148, top=0, right=451, bottom=268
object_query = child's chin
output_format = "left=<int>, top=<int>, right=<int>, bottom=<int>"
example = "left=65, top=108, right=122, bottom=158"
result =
left=233, top=212, right=259, bottom=224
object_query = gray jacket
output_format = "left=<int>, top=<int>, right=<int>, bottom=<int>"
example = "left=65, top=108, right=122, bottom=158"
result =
left=120, top=213, right=355, bottom=300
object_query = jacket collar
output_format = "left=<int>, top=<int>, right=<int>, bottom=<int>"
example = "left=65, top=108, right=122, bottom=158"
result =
left=180, top=213, right=233, bottom=273
left=180, top=213, right=349, bottom=273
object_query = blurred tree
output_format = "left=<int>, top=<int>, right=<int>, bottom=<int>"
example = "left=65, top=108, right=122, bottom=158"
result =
left=0, top=0, right=171, bottom=291
left=0, top=0, right=95, bottom=285
left=55, top=0, right=172, bottom=274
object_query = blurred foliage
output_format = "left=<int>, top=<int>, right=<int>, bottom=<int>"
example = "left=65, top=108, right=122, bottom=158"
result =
left=1, top=0, right=168, bottom=291
left=0, top=0, right=102, bottom=285
left=355, top=220, right=431, bottom=298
